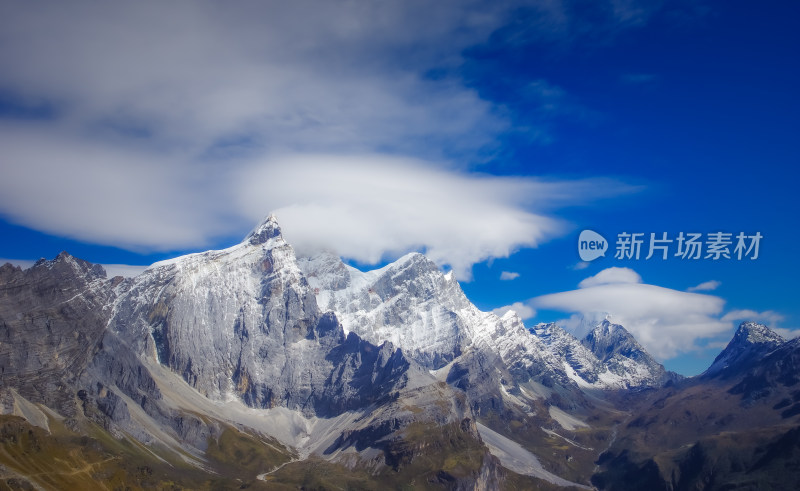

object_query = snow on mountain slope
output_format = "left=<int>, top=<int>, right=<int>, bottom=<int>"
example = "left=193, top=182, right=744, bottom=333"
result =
left=703, top=321, right=785, bottom=378
left=299, top=252, right=476, bottom=369
left=299, top=251, right=670, bottom=390
left=106, top=216, right=418, bottom=417
left=5, top=215, right=478, bottom=469
left=581, top=320, right=675, bottom=388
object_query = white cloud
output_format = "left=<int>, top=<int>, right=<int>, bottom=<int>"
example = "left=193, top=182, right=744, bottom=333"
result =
left=571, top=261, right=590, bottom=270
left=774, top=328, right=800, bottom=340
left=492, top=302, right=536, bottom=320
left=0, top=124, right=231, bottom=250
left=500, top=271, right=520, bottom=280
left=533, top=272, right=795, bottom=359
left=237, top=155, right=635, bottom=279
left=688, top=280, right=721, bottom=292
left=721, top=309, right=799, bottom=340
left=0, top=1, right=648, bottom=272
left=577, top=266, right=641, bottom=288
left=533, top=267, right=730, bottom=359
left=0, top=1, right=512, bottom=158
left=721, top=309, right=784, bottom=326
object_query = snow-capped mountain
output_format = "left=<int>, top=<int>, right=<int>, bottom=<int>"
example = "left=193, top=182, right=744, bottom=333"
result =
left=298, top=251, right=475, bottom=369
left=703, top=321, right=785, bottom=378
left=595, top=322, right=800, bottom=490
left=1, top=216, right=496, bottom=488
left=299, top=251, right=672, bottom=391
left=3, top=216, right=796, bottom=490
left=581, top=320, right=676, bottom=387
left=106, top=215, right=416, bottom=415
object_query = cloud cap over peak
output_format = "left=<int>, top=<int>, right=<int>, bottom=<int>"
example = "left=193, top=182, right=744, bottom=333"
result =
left=238, top=155, right=636, bottom=279
left=534, top=267, right=729, bottom=359
left=0, top=0, right=642, bottom=276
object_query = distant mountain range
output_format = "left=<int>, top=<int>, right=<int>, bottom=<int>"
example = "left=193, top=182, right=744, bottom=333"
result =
left=1, top=216, right=797, bottom=490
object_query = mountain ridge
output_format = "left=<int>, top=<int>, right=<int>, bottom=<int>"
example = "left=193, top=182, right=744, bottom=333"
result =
left=0, top=216, right=796, bottom=490
left=300, top=250, right=674, bottom=391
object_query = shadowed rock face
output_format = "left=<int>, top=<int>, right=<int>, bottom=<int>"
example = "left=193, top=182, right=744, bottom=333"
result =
left=703, top=321, right=785, bottom=379
left=593, top=323, right=800, bottom=490
left=0, top=253, right=116, bottom=416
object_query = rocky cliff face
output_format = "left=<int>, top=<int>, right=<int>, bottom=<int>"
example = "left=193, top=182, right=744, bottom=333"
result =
left=0, top=253, right=117, bottom=416
left=104, top=216, right=412, bottom=417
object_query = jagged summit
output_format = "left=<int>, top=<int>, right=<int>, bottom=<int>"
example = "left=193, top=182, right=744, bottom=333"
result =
left=300, top=247, right=674, bottom=390
left=28, top=251, right=108, bottom=280
left=704, top=321, right=785, bottom=378
left=299, top=248, right=474, bottom=369
left=583, top=319, right=644, bottom=362
left=528, top=320, right=674, bottom=388
left=733, top=321, right=785, bottom=346
left=244, top=213, right=283, bottom=245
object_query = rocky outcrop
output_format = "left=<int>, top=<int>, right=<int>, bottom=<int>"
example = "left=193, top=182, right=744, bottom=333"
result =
left=0, top=253, right=117, bottom=417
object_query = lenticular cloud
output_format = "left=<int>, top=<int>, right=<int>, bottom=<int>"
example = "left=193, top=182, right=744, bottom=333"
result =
left=235, top=155, right=636, bottom=279
left=533, top=267, right=730, bottom=359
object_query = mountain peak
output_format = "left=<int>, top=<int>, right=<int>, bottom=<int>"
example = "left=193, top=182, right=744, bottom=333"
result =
left=244, top=214, right=283, bottom=245
left=583, top=320, right=643, bottom=363
left=704, top=322, right=785, bottom=378
left=592, top=318, right=621, bottom=337
left=734, top=321, right=785, bottom=346
left=394, top=251, right=434, bottom=268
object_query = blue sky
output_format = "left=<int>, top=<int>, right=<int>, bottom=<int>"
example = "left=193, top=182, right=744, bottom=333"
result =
left=0, top=0, right=797, bottom=375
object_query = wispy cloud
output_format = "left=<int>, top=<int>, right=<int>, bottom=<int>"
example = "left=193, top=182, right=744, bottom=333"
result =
left=578, top=266, right=641, bottom=288
left=532, top=266, right=730, bottom=359
left=492, top=301, right=536, bottom=320
left=721, top=309, right=798, bottom=339
left=0, top=1, right=655, bottom=273
left=720, top=309, right=783, bottom=328
left=500, top=271, right=520, bottom=280
left=238, top=155, right=636, bottom=279
left=688, top=280, right=721, bottom=292
left=571, top=261, right=590, bottom=270
left=620, top=73, right=658, bottom=85
left=773, top=328, right=800, bottom=340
